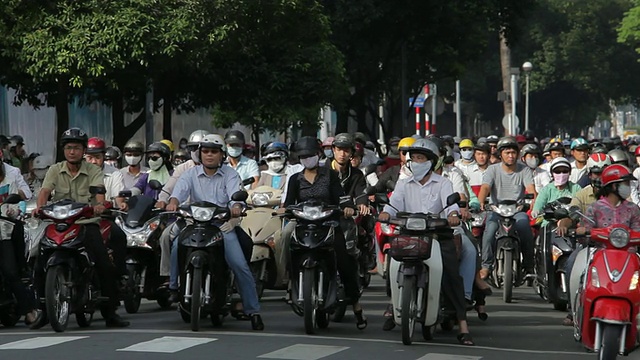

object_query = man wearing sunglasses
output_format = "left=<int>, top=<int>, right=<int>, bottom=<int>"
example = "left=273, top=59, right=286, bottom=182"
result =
left=531, top=157, right=582, bottom=219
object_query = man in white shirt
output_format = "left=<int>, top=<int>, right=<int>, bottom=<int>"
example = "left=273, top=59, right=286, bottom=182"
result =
left=569, top=138, right=590, bottom=187
left=454, top=138, right=476, bottom=174
left=464, top=143, right=491, bottom=197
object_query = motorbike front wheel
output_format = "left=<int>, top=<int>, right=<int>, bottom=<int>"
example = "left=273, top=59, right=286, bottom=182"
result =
left=190, top=268, right=203, bottom=332
left=502, top=250, right=513, bottom=303
left=401, top=275, right=417, bottom=345
left=124, top=265, right=142, bottom=314
left=303, top=269, right=317, bottom=335
left=45, top=265, right=70, bottom=332
left=599, top=323, right=623, bottom=360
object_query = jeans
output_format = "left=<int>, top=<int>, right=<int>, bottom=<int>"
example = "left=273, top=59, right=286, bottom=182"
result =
left=169, top=224, right=260, bottom=314
left=454, top=226, right=477, bottom=300
left=481, top=211, right=534, bottom=271
left=160, top=220, right=183, bottom=277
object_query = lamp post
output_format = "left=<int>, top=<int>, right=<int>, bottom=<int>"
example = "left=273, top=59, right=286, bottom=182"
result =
left=522, top=61, right=533, bottom=132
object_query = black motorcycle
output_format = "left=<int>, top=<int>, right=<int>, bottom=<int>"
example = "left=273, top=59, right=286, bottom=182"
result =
left=534, top=197, right=575, bottom=311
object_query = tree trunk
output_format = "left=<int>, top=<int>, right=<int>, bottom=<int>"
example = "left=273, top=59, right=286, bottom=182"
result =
left=334, top=105, right=349, bottom=134
left=251, top=123, right=261, bottom=155
left=112, top=91, right=146, bottom=151
left=55, top=81, right=69, bottom=162
left=162, top=92, right=172, bottom=141
left=499, top=31, right=512, bottom=136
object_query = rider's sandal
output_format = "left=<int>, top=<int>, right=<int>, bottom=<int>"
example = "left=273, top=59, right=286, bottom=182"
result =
left=562, top=314, right=574, bottom=326
left=474, top=305, right=488, bottom=321
left=354, top=309, right=367, bottom=330
left=457, top=333, right=475, bottom=346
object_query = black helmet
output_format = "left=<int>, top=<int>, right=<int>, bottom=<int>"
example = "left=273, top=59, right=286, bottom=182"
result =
left=174, top=149, right=189, bottom=159
left=474, top=143, right=491, bottom=154
left=496, top=136, right=518, bottom=152
left=10, top=135, right=24, bottom=145
left=425, top=135, right=446, bottom=157
left=146, top=142, right=171, bottom=160
left=520, top=143, right=541, bottom=158
left=123, top=140, right=144, bottom=153
left=105, top=146, right=121, bottom=161
left=0, top=135, right=8, bottom=147
left=547, top=139, right=564, bottom=152
left=295, top=136, right=321, bottom=157
left=354, top=132, right=368, bottom=145
left=332, top=133, right=355, bottom=150
left=260, top=141, right=273, bottom=157
left=61, top=128, right=88, bottom=147
left=224, top=130, right=245, bottom=145
left=523, top=130, right=536, bottom=142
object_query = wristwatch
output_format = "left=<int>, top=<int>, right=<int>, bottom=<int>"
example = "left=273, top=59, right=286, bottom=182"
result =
left=449, top=212, right=459, bottom=218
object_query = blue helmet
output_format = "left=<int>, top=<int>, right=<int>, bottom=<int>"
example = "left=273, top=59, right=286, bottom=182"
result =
left=570, top=138, right=589, bottom=150
left=263, top=142, right=289, bottom=158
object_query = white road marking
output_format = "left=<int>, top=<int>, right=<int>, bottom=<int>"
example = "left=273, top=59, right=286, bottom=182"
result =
left=0, top=336, right=88, bottom=350
left=116, top=336, right=216, bottom=353
left=417, top=354, right=482, bottom=360
left=258, top=344, right=349, bottom=360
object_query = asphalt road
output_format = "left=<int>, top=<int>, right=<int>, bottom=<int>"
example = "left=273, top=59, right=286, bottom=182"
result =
left=0, top=276, right=606, bottom=360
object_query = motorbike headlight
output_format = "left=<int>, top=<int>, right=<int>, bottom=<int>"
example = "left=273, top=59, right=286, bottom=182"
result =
left=26, top=217, right=41, bottom=230
left=495, top=204, right=516, bottom=217
left=251, top=192, right=272, bottom=207
left=380, top=223, right=393, bottom=235
left=43, top=204, right=82, bottom=219
left=630, top=271, right=640, bottom=291
left=609, top=227, right=630, bottom=249
left=293, top=206, right=332, bottom=221
left=127, top=233, right=148, bottom=247
left=405, top=218, right=427, bottom=231
left=590, top=266, right=600, bottom=288
left=191, top=206, right=214, bottom=222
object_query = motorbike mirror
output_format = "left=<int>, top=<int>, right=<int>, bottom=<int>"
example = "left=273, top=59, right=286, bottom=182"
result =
left=363, top=164, right=377, bottom=176
left=554, top=208, right=569, bottom=220
left=148, top=180, right=163, bottom=191
left=89, top=186, right=106, bottom=195
left=375, top=193, right=389, bottom=205
left=446, top=193, right=461, bottom=207
left=118, top=190, right=132, bottom=198
left=231, top=191, right=248, bottom=202
left=458, top=201, right=468, bottom=208
left=385, top=180, right=395, bottom=192
left=524, top=193, right=534, bottom=200
left=365, top=186, right=377, bottom=196
left=3, top=194, right=22, bottom=205
left=242, top=177, right=255, bottom=187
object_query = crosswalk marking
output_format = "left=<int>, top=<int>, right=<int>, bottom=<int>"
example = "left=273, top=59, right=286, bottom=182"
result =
left=116, top=336, right=216, bottom=353
left=0, top=336, right=88, bottom=350
left=258, top=344, right=349, bottom=360
left=416, top=354, right=482, bottom=360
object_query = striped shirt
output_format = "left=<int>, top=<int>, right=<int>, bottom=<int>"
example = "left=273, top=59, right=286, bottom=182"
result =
left=482, top=162, right=533, bottom=204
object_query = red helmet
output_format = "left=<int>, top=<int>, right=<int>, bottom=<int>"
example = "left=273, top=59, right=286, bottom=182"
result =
left=600, top=164, right=635, bottom=187
left=515, top=134, right=527, bottom=143
left=86, top=137, right=106, bottom=154
left=634, top=146, right=640, bottom=157
left=354, top=143, right=364, bottom=158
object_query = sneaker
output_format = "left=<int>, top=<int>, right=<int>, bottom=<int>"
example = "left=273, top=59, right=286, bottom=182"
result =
left=251, top=314, right=264, bottom=331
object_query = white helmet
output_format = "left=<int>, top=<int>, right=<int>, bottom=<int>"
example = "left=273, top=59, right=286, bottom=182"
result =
left=408, top=138, right=440, bottom=163
left=187, top=130, right=210, bottom=147
left=33, top=155, right=54, bottom=170
left=550, top=157, right=571, bottom=172
left=587, top=153, right=611, bottom=173
left=199, top=134, right=226, bottom=153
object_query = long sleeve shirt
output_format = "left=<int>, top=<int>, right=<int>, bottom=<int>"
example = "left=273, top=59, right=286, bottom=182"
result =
left=170, top=164, right=242, bottom=207
left=383, top=173, right=459, bottom=219
left=582, top=198, right=640, bottom=232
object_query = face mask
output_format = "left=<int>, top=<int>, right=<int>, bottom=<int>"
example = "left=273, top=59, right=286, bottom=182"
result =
left=300, top=155, right=319, bottom=169
left=323, top=149, right=333, bottom=159
left=617, top=183, right=631, bottom=199
left=125, top=155, right=142, bottom=166
left=148, top=158, right=164, bottom=171
left=34, top=169, right=48, bottom=180
left=267, top=159, right=286, bottom=173
left=191, top=150, right=200, bottom=164
left=460, top=150, right=473, bottom=161
left=227, top=146, right=243, bottom=158
left=409, top=160, right=432, bottom=180
left=553, top=172, right=570, bottom=186
left=173, top=158, right=186, bottom=166
left=399, top=164, right=411, bottom=180
left=104, top=160, right=118, bottom=168
left=525, top=158, right=539, bottom=169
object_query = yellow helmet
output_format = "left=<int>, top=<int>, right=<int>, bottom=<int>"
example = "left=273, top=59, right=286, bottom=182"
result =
left=459, top=139, right=474, bottom=149
left=160, top=139, right=175, bottom=153
left=397, top=137, right=416, bottom=151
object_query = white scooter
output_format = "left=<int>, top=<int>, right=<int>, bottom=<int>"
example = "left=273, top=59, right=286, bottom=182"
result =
left=242, top=186, right=287, bottom=298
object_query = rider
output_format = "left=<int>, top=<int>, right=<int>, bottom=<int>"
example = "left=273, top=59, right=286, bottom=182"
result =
left=569, top=138, right=590, bottom=187
left=129, top=142, right=173, bottom=199
left=521, top=143, right=550, bottom=193
left=32, top=128, right=129, bottom=328
left=172, top=149, right=190, bottom=167
left=454, top=138, right=476, bottom=174
left=329, top=133, right=369, bottom=215
left=256, top=142, right=289, bottom=190
left=377, top=138, right=475, bottom=346
left=9, top=135, right=25, bottom=168
left=464, top=142, right=490, bottom=197
left=320, top=137, right=334, bottom=166
left=478, top=136, right=536, bottom=280
left=531, top=157, right=582, bottom=219
left=166, top=133, right=264, bottom=331
left=119, top=140, right=149, bottom=189
left=224, top=130, right=259, bottom=189
left=104, top=146, right=121, bottom=168
left=26, top=155, right=53, bottom=197
left=374, top=137, right=416, bottom=192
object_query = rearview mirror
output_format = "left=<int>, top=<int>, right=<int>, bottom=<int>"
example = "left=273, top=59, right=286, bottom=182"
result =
left=3, top=194, right=22, bottom=205
left=118, top=190, right=132, bottom=198
left=458, top=201, right=468, bottom=208
left=242, top=178, right=255, bottom=186
left=231, top=191, right=248, bottom=202
left=446, top=193, right=461, bottom=207
left=89, top=186, right=106, bottom=195
left=148, top=180, right=163, bottom=191
left=554, top=208, right=569, bottom=220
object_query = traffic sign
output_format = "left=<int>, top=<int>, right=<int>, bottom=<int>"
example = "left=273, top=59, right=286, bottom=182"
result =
left=502, top=114, right=519, bottom=134
left=409, top=97, right=425, bottom=108
left=424, top=96, right=445, bottom=116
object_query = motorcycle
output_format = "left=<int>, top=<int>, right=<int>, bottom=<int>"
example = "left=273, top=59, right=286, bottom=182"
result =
left=372, top=180, right=397, bottom=296
left=113, top=182, right=171, bottom=313
left=243, top=185, right=286, bottom=298
left=175, top=191, right=249, bottom=332
left=534, top=197, right=575, bottom=311
left=488, top=194, right=532, bottom=303
left=37, top=186, right=112, bottom=332
left=376, top=191, right=460, bottom=345
left=564, top=208, right=640, bottom=359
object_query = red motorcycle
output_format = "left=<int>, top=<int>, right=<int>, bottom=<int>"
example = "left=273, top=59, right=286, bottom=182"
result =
left=373, top=192, right=397, bottom=297
left=570, top=225, right=640, bottom=359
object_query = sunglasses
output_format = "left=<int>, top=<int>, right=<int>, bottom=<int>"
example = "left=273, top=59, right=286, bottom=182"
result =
left=553, top=169, right=570, bottom=174
left=147, top=155, right=162, bottom=161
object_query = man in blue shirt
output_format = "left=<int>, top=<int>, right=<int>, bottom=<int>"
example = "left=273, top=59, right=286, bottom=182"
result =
left=166, top=134, right=264, bottom=330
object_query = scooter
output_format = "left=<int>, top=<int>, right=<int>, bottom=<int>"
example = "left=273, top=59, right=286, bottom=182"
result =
left=243, top=186, right=286, bottom=298
left=376, top=191, right=460, bottom=345
left=372, top=180, right=397, bottom=296
left=564, top=209, right=640, bottom=359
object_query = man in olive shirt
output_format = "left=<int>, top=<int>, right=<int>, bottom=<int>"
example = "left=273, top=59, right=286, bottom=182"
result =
left=31, top=128, right=129, bottom=329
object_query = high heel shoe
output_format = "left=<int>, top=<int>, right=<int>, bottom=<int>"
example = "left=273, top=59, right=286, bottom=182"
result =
left=354, top=309, right=367, bottom=330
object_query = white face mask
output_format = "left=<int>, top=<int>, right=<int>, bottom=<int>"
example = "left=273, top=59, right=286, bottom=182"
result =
left=618, top=183, right=631, bottom=199
left=460, top=149, right=474, bottom=161
left=227, top=146, right=243, bottom=158
left=525, top=158, right=539, bottom=169
left=34, top=169, right=48, bottom=180
left=300, top=155, right=319, bottom=169
left=148, top=158, right=164, bottom=171
left=267, top=158, right=286, bottom=173
left=125, top=155, right=142, bottom=166
left=409, top=160, right=432, bottom=180
left=191, top=150, right=200, bottom=164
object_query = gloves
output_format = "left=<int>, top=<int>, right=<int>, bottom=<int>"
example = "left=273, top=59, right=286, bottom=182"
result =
left=531, top=209, right=539, bottom=218
left=219, top=217, right=242, bottom=233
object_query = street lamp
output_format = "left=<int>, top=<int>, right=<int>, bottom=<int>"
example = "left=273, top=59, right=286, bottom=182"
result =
left=522, top=61, right=533, bottom=132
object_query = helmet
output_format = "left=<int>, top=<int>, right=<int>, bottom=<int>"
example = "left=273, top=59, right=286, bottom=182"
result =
left=188, top=130, right=210, bottom=147
left=354, top=143, right=365, bottom=158
left=174, top=149, right=189, bottom=159
left=295, top=136, right=321, bottom=157
left=601, top=164, right=635, bottom=187
left=199, top=134, right=226, bottom=152
left=321, top=137, right=335, bottom=147
left=243, top=143, right=256, bottom=152
left=426, top=135, right=447, bottom=156
left=61, top=128, right=88, bottom=147
left=10, top=135, right=24, bottom=145
left=550, top=157, right=571, bottom=172
left=459, top=139, right=474, bottom=149
left=587, top=153, right=611, bottom=173
left=260, top=141, right=272, bottom=157
left=123, top=140, right=144, bottom=153
left=146, top=142, right=171, bottom=160
left=571, top=138, right=589, bottom=150
left=608, top=149, right=628, bottom=165
left=486, top=135, right=499, bottom=144
left=0, top=135, right=9, bottom=146
left=635, top=146, right=640, bottom=157
left=520, top=143, right=541, bottom=158
left=224, top=130, right=245, bottom=145
left=398, top=137, right=416, bottom=151
left=496, top=136, right=518, bottom=152
left=408, top=138, right=440, bottom=163
left=105, top=146, right=121, bottom=161
left=515, top=135, right=527, bottom=143
left=547, top=139, right=564, bottom=152
left=160, top=139, right=175, bottom=153
left=33, top=155, right=54, bottom=170
left=523, top=130, right=536, bottom=141
left=354, top=132, right=368, bottom=145
left=474, top=143, right=491, bottom=154
left=441, top=135, right=454, bottom=147
left=332, top=133, right=355, bottom=150
left=264, top=142, right=289, bottom=158
left=86, top=137, right=106, bottom=154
